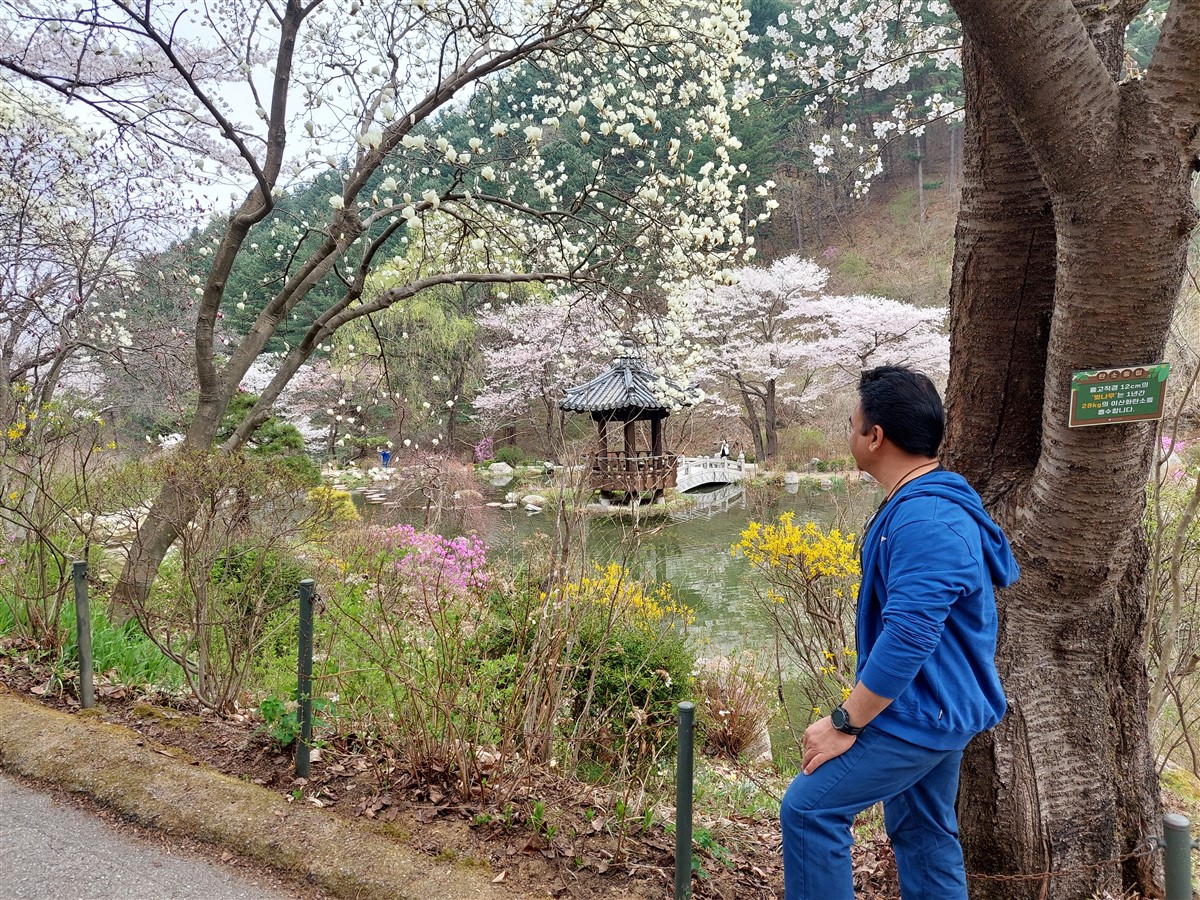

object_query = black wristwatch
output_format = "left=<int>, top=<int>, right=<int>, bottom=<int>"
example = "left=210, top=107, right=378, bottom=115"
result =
left=831, top=704, right=866, bottom=736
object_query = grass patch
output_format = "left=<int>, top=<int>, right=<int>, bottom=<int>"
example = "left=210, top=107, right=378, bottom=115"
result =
left=824, top=179, right=956, bottom=303
left=86, top=613, right=184, bottom=690
left=691, top=758, right=786, bottom=820
left=833, top=250, right=869, bottom=281
left=886, top=188, right=916, bottom=226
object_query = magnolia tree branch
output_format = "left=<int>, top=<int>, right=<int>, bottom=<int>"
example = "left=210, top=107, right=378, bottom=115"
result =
left=213, top=21, right=624, bottom=406
left=108, top=0, right=279, bottom=189
left=224, top=269, right=581, bottom=447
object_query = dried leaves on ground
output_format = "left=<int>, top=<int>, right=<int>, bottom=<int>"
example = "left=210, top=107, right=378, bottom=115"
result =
left=0, top=649, right=902, bottom=899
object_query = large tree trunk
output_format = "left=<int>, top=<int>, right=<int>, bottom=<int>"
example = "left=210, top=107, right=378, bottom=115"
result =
left=735, top=374, right=766, bottom=462
left=943, top=2, right=1200, bottom=892
left=111, top=397, right=231, bottom=613
left=763, top=378, right=779, bottom=462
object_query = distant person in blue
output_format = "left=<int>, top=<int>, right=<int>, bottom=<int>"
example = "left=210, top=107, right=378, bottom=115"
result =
left=379, top=448, right=391, bottom=467
left=780, top=365, right=1019, bottom=900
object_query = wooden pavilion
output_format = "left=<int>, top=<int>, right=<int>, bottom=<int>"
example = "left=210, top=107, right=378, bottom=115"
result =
left=559, top=340, right=695, bottom=502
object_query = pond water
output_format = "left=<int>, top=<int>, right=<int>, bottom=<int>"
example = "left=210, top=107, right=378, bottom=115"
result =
left=359, top=472, right=880, bottom=659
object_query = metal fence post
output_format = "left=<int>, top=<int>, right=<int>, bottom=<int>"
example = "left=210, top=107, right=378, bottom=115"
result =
left=295, top=578, right=315, bottom=778
left=1163, top=812, right=1194, bottom=900
left=72, top=560, right=94, bottom=709
left=675, top=701, right=696, bottom=900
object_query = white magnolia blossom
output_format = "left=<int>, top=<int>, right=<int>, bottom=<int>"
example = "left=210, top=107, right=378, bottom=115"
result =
left=765, top=0, right=961, bottom=194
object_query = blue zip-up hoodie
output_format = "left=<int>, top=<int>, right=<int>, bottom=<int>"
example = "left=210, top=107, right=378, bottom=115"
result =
left=856, top=469, right=1019, bottom=751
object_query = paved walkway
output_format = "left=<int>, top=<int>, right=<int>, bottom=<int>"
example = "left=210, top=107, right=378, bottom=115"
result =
left=0, top=774, right=297, bottom=900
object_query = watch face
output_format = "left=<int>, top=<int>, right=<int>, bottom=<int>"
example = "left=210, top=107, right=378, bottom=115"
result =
left=832, top=705, right=861, bottom=734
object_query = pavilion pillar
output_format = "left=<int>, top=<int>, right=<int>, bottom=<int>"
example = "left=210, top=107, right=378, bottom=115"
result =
left=651, top=416, right=663, bottom=456
left=624, top=418, right=636, bottom=470
left=597, top=416, right=609, bottom=454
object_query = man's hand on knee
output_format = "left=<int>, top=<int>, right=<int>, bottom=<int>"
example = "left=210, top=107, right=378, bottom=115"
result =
left=801, top=716, right=857, bottom=774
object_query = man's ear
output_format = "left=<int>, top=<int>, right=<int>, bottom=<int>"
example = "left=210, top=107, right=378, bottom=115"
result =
left=869, top=424, right=884, bottom=450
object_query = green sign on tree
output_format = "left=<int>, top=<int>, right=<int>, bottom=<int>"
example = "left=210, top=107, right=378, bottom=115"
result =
left=1069, top=364, right=1171, bottom=428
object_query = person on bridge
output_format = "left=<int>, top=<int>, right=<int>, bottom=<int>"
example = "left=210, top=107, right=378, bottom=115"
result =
left=718, top=438, right=729, bottom=459
left=779, top=365, right=1019, bottom=900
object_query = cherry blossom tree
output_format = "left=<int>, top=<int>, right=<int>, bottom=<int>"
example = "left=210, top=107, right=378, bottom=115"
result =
left=0, top=0, right=766, bottom=605
left=689, top=254, right=946, bottom=461
left=474, top=293, right=610, bottom=456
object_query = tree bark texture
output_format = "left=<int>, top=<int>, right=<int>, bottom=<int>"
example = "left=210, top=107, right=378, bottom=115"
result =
left=944, top=1, right=1200, bottom=896
left=764, top=379, right=779, bottom=462
left=737, top=374, right=766, bottom=462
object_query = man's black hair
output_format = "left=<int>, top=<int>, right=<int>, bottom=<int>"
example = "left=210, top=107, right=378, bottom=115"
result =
left=857, top=366, right=944, bottom=457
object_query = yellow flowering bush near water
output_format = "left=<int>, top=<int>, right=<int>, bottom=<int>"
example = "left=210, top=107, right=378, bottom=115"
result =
left=736, top=512, right=859, bottom=580
left=552, top=561, right=695, bottom=765
left=559, top=561, right=695, bottom=630
left=734, top=512, right=861, bottom=729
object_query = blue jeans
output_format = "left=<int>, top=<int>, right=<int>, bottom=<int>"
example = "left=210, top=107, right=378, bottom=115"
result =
left=780, top=727, right=966, bottom=899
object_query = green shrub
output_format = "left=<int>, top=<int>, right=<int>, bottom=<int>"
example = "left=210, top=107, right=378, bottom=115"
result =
left=208, top=545, right=310, bottom=613
left=559, top=562, right=695, bottom=763
left=494, top=445, right=526, bottom=467
left=571, top=613, right=693, bottom=754
left=305, top=486, right=360, bottom=531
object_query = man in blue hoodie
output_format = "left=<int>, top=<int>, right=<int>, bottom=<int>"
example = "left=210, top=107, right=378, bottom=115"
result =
left=780, top=366, right=1019, bottom=900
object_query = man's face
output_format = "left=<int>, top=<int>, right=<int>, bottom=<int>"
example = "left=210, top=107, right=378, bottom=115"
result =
left=848, top=403, right=874, bottom=473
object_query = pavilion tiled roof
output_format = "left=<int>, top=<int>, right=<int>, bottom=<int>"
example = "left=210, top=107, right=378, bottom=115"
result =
left=559, top=341, right=696, bottom=413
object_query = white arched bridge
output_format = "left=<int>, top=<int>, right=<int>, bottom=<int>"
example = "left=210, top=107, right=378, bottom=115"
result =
left=674, top=456, right=757, bottom=492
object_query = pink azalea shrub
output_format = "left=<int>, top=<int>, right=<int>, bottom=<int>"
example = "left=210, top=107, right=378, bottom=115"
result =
left=472, top=436, right=494, bottom=463
left=377, top=524, right=489, bottom=598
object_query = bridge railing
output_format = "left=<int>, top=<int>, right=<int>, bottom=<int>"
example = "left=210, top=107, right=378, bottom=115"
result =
left=673, top=456, right=756, bottom=492
left=677, top=455, right=745, bottom=472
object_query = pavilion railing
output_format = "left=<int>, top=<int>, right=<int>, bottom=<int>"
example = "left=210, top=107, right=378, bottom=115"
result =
left=586, top=450, right=679, bottom=492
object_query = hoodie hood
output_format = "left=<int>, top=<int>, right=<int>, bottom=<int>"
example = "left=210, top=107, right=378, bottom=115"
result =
left=887, top=470, right=1019, bottom=588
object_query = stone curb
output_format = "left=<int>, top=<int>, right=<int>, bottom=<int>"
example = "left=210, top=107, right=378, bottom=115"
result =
left=0, top=690, right=501, bottom=900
